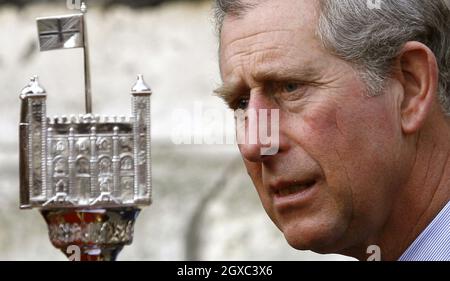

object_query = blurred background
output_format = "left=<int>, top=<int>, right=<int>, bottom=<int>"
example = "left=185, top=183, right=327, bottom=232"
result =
left=0, top=0, right=353, bottom=260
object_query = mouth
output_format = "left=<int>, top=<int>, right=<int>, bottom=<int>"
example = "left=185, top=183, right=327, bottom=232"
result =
left=271, top=178, right=318, bottom=208
left=276, top=181, right=315, bottom=197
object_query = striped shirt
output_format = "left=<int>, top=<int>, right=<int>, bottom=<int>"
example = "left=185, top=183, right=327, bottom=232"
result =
left=399, top=201, right=450, bottom=261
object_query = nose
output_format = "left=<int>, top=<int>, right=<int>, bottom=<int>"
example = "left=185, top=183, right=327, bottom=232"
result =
left=237, top=93, right=281, bottom=162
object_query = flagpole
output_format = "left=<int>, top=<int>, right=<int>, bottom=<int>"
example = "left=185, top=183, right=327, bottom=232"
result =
left=81, top=2, right=92, bottom=114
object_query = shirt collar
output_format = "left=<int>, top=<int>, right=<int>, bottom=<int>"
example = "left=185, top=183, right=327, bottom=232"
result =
left=398, top=200, right=450, bottom=261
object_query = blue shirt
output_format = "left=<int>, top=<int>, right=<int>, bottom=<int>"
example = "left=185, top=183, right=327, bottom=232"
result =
left=399, top=201, right=450, bottom=261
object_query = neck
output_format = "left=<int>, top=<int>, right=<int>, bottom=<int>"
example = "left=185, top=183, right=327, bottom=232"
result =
left=341, top=113, right=450, bottom=261
left=375, top=115, right=450, bottom=260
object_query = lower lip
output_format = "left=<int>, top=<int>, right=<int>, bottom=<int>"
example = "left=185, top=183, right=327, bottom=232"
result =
left=273, top=182, right=319, bottom=210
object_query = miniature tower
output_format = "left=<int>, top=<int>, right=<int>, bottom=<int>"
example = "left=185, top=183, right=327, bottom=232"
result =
left=131, top=74, right=152, bottom=205
left=19, top=76, right=47, bottom=208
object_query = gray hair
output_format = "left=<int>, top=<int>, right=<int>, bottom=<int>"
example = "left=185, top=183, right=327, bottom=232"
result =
left=214, top=0, right=450, bottom=115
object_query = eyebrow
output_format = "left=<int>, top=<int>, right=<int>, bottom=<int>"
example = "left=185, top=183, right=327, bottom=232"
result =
left=253, top=64, right=321, bottom=83
left=214, top=81, right=247, bottom=108
left=214, top=65, right=322, bottom=107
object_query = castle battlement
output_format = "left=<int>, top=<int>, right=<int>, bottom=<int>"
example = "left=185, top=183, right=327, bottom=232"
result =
left=46, top=114, right=135, bottom=125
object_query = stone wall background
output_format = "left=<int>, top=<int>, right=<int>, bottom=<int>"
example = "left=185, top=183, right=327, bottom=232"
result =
left=0, top=0, right=354, bottom=260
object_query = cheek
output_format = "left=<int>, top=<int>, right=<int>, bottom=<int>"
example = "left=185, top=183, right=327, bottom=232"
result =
left=297, top=91, right=401, bottom=225
left=299, top=89, right=399, bottom=174
left=299, top=99, right=355, bottom=210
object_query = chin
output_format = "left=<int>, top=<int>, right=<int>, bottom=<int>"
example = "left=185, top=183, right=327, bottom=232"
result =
left=280, top=217, right=349, bottom=254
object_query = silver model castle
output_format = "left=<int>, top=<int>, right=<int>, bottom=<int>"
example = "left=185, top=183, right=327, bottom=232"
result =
left=18, top=2, right=153, bottom=260
left=19, top=75, right=152, bottom=209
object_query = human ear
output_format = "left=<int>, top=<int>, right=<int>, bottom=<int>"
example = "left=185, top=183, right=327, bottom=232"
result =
left=396, top=41, right=439, bottom=134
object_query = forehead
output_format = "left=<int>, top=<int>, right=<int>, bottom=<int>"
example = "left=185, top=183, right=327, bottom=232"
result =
left=219, top=0, right=322, bottom=81
left=221, top=0, right=319, bottom=35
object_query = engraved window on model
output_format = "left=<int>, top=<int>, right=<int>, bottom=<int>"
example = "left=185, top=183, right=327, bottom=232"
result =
left=99, top=156, right=112, bottom=174
left=98, top=155, right=112, bottom=193
left=121, top=177, right=133, bottom=193
left=54, top=157, right=68, bottom=176
left=76, top=157, right=89, bottom=175
left=76, top=138, right=90, bottom=155
left=56, top=141, right=65, bottom=152
left=120, top=156, right=133, bottom=171
left=52, top=138, right=68, bottom=155
left=120, top=175, right=134, bottom=202
left=120, top=137, right=133, bottom=153
left=119, top=153, right=134, bottom=201
left=97, top=138, right=111, bottom=152
left=56, top=179, right=68, bottom=194
left=99, top=177, right=112, bottom=193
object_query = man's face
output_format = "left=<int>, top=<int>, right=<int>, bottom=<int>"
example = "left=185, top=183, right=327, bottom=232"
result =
left=219, top=0, right=409, bottom=254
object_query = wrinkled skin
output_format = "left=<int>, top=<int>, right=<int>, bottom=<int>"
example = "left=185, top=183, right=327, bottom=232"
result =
left=218, top=0, right=450, bottom=260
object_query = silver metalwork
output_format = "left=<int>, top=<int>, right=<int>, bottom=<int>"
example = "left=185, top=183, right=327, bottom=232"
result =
left=19, top=2, right=153, bottom=261
left=41, top=208, right=140, bottom=261
left=19, top=74, right=153, bottom=209
left=37, top=14, right=83, bottom=51
left=37, top=1, right=92, bottom=113
left=80, top=2, right=92, bottom=113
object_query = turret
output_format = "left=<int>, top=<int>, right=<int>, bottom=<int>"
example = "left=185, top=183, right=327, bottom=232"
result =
left=19, top=76, right=47, bottom=208
left=131, top=74, right=152, bottom=204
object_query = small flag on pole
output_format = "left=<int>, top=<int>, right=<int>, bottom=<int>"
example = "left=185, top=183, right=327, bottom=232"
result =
left=37, top=14, right=84, bottom=51
left=36, top=1, right=92, bottom=113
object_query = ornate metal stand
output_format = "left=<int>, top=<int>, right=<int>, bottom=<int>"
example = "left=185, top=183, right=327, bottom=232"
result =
left=19, top=2, right=153, bottom=261
left=41, top=208, right=140, bottom=261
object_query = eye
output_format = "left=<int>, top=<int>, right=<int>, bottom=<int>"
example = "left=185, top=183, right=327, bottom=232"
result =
left=283, top=82, right=300, bottom=93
